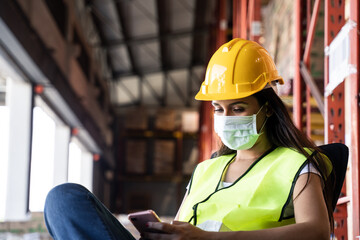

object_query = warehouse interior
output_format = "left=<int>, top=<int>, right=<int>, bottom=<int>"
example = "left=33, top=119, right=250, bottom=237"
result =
left=0, top=0, right=359, bottom=239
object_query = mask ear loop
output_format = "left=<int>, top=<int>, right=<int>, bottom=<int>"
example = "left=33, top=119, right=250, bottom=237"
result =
left=258, top=117, right=268, bottom=134
left=255, top=104, right=265, bottom=115
left=256, top=102, right=269, bottom=134
left=255, top=101, right=269, bottom=116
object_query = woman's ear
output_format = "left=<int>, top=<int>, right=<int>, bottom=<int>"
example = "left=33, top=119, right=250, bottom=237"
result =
left=265, top=103, right=273, bottom=117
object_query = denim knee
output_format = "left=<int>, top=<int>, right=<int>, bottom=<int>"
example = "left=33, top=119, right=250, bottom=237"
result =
left=44, top=183, right=89, bottom=215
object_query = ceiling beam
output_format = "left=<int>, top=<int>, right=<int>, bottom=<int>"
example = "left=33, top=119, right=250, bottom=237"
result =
left=142, top=76, right=163, bottom=104
left=192, top=0, right=210, bottom=65
left=100, top=28, right=209, bottom=48
left=114, top=0, right=139, bottom=75
left=88, top=1, right=116, bottom=77
left=167, top=73, right=186, bottom=105
left=186, top=68, right=193, bottom=107
left=186, top=0, right=210, bottom=107
left=113, top=61, right=205, bottom=79
left=156, top=0, right=171, bottom=71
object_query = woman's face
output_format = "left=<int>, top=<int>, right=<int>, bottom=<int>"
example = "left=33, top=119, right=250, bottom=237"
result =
left=212, top=96, right=267, bottom=132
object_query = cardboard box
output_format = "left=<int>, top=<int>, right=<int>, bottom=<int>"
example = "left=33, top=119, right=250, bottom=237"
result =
left=155, top=109, right=179, bottom=131
left=181, top=111, right=199, bottom=133
left=126, top=140, right=147, bottom=174
left=125, top=107, right=148, bottom=130
left=153, top=140, right=175, bottom=174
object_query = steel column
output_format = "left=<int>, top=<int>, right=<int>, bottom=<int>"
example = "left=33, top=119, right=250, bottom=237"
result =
left=233, top=0, right=242, bottom=38
left=294, top=0, right=305, bottom=129
left=213, top=0, right=227, bottom=154
left=217, top=0, right=227, bottom=47
left=349, top=0, right=360, bottom=237
left=305, top=87, right=312, bottom=137
left=324, top=0, right=345, bottom=143
left=240, top=0, right=248, bottom=39
left=303, top=0, right=321, bottom=65
left=248, top=0, right=261, bottom=42
left=303, top=0, right=322, bottom=138
left=324, top=0, right=346, bottom=239
left=233, top=0, right=248, bottom=40
left=198, top=0, right=227, bottom=162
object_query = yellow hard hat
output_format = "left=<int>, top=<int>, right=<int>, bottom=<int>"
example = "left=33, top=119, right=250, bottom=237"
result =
left=195, top=38, right=284, bottom=100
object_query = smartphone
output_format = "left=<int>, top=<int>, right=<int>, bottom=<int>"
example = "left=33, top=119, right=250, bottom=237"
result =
left=128, top=210, right=163, bottom=234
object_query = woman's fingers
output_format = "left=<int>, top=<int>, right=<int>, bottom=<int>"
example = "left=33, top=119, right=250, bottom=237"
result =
left=144, top=221, right=206, bottom=240
left=147, top=222, right=176, bottom=233
left=143, top=232, right=173, bottom=240
left=143, top=223, right=174, bottom=240
left=170, top=220, right=187, bottom=225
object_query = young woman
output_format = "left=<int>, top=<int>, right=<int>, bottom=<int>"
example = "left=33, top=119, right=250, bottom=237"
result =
left=142, top=39, right=334, bottom=240
left=44, top=39, right=334, bottom=240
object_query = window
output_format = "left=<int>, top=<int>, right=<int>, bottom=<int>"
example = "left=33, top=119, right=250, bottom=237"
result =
left=0, top=76, right=8, bottom=220
left=68, top=138, right=93, bottom=191
left=29, top=104, right=56, bottom=212
left=0, top=55, right=33, bottom=220
left=68, top=140, right=82, bottom=183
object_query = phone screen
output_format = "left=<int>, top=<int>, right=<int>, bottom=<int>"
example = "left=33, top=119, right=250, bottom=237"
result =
left=128, top=210, right=163, bottom=234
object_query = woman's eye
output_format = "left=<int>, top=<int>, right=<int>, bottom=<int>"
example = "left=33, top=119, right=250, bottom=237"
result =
left=214, top=108, right=223, bottom=112
left=233, top=108, right=244, bottom=112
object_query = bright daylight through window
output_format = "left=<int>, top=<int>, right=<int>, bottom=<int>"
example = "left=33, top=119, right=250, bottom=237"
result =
left=0, top=75, right=8, bottom=221
left=29, top=106, right=56, bottom=212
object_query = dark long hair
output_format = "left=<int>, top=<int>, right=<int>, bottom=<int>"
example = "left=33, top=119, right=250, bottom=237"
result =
left=215, top=87, right=335, bottom=232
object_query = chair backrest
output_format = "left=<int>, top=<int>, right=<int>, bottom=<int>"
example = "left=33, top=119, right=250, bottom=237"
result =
left=318, top=143, right=349, bottom=210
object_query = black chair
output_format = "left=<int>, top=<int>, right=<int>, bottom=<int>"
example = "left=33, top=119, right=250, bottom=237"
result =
left=318, top=143, right=349, bottom=210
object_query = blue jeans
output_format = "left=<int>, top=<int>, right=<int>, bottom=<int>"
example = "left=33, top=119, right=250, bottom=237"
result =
left=44, top=183, right=136, bottom=240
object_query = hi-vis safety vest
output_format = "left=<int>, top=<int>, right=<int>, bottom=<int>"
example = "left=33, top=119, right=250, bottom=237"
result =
left=178, top=147, right=330, bottom=231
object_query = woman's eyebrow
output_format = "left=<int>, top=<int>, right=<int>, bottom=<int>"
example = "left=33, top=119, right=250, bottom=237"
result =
left=229, top=101, right=248, bottom=106
left=212, top=101, right=248, bottom=107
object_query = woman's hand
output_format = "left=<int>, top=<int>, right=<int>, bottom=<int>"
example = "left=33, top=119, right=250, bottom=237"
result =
left=141, top=221, right=209, bottom=240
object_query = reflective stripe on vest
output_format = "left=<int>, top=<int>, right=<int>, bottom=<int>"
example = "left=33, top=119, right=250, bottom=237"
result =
left=179, top=147, right=311, bottom=231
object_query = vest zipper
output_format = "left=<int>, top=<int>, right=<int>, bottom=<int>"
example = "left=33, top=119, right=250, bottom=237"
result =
left=190, top=146, right=276, bottom=225
left=188, top=155, right=235, bottom=225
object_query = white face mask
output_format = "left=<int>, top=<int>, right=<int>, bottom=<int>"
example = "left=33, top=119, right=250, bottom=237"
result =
left=214, top=105, right=267, bottom=150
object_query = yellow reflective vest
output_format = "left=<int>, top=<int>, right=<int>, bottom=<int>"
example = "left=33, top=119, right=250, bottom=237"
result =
left=178, top=147, right=326, bottom=231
